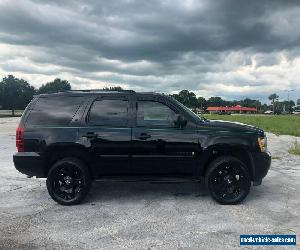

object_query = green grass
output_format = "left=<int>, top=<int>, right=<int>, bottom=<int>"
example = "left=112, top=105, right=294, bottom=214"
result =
left=288, top=140, right=300, bottom=155
left=203, top=114, right=300, bottom=136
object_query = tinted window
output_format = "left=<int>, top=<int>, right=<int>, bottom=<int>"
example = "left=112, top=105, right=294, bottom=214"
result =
left=137, top=101, right=177, bottom=127
left=26, top=96, right=84, bottom=126
left=88, top=99, right=128, bottom=126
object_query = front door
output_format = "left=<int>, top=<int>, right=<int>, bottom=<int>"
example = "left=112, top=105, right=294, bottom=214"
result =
left=131, top=97, right=200, bottom=176
left=79, top=95, right=132, bottom=176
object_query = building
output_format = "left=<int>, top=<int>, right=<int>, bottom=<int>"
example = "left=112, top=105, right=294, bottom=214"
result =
left=206, top=105, right=257, bottom=114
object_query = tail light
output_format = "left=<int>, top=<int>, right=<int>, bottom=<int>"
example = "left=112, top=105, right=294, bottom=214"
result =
left=16, top=126, right=24, bottom=152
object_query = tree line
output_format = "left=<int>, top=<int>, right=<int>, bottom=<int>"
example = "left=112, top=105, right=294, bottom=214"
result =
left=171, top=90, right=298, bottom=114
left=0, top=75, right=71, bottom=115
left=0, top=75, right=131, bottom=115
left=0, top=75, right=299, bottom=115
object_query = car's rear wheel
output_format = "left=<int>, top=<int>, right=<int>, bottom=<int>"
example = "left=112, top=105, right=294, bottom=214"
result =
left=46, top=157, right=91, bottom=205
left=205, top=156, right=251, bottom=205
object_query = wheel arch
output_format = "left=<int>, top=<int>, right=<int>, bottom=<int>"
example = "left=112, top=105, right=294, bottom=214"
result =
left=43, top=143, right=96, bottom=178
left=200, top=143, right=255, bottom=180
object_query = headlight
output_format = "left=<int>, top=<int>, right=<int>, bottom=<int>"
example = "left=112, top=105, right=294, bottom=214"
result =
left=258, top=136, right=267, bottom=152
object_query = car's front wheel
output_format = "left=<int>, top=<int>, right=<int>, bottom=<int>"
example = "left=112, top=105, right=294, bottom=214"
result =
left=205, top=156, right=251, bottom=205
left=46, top=157, right=91, bottom=205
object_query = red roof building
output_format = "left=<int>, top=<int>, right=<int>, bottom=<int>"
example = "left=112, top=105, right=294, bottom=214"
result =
left=207, top=105, right=257, bottom=113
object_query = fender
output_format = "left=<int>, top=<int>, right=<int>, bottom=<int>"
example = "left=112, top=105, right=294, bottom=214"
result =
left=197, top=132, right=256, bottom=179
left=43, top=142, right=97, bottom=178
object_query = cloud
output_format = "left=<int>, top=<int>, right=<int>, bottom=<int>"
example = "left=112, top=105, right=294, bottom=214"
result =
left=0, top=0, right=300, bottom=102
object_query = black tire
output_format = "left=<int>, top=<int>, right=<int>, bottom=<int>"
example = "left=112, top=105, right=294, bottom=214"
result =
left=205, top=156, right=251, bottom=205
left=46, top=157, right=92, bottom=205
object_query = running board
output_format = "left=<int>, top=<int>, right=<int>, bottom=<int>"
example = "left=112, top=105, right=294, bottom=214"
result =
left=95, top=176, right=202, bottom=183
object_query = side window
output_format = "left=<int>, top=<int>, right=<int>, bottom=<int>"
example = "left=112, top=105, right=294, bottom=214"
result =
left=137, top=101, right=177, bottom=127
left=88, top=99, right=129, bottom=126
left=26, top=96, right=84, bottom=126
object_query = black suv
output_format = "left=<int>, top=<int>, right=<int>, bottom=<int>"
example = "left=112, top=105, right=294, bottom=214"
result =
left=13, top=90, right=271, bottom=205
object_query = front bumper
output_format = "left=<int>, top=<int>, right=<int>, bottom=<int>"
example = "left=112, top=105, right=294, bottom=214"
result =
left=13, top=152, right=46, bottom=177
left=252, top=151, right=271, bottom=183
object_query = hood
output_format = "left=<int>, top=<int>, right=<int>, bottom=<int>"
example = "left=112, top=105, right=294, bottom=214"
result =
left=205, top=119, right=263, bottom=135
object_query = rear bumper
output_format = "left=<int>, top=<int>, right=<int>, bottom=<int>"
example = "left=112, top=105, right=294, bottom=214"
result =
left=252, top=151, right=271, bottom=183
left=13, top=152, right=46, bottom=178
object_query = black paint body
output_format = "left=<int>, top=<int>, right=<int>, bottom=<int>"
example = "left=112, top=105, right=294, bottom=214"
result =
left=13, top=91, right=271, bottom=184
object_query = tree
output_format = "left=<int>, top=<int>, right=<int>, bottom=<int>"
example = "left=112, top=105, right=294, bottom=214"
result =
left=278, top=100, right=295, bottom=113
left=261, top=103, right=269, bottom=113
left=207, top=96, right=225, bottom=107
left=171, top=90, right=198, bottom=108
left=240, top=98, right=261, bottom=108
left=38, top=78, right=71, bottom=94
left=197, top=97, right=207, bottom=110
left=268, top=93, right=279, bottom=114
left=0, top=75, right=36, bottom=115
left=297, top=99, right=300, bottom=106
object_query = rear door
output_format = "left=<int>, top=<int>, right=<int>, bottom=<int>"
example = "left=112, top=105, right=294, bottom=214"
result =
left=79, top=94, right=133, bottom=176
left=131, top=96, right=200, bottom=176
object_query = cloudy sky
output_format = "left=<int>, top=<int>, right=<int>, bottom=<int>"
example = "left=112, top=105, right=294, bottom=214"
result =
left=0, top=0, right=300, bottom=102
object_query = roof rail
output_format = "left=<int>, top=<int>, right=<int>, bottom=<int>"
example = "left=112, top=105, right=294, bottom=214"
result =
left=60, top=89, right=136, bottom=93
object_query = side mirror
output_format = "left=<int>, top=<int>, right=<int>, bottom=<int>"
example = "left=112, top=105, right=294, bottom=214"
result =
left=174, top=114, right=187, bottom=128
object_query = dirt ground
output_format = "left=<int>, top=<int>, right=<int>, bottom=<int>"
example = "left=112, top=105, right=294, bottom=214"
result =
left=0, top=117, right=299, bottom=249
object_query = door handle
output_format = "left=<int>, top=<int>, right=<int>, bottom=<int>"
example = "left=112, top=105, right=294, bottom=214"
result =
left=136, top=133, right=151, bottom=140
left=82, top=132, right=97, bottom=139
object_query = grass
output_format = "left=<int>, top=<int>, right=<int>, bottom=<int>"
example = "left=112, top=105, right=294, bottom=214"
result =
left=203, top=114, right=300, bottom=136
left=288, top=140, right=300, bottom=155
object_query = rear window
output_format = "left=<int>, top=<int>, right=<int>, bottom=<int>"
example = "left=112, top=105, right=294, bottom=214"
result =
left=26, top=96, right=84, bottom=126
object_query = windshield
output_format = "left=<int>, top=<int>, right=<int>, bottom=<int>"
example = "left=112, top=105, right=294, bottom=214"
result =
left=171, top=97, right=205, bottom=122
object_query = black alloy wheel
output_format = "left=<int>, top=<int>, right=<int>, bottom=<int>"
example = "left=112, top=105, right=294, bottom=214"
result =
left=205, top=156, right=251, bottom=205
left=46, top=157, right=91, bottom=205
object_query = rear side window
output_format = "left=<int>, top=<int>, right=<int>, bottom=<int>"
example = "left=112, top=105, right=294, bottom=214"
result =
left=88, top=99, right=129, bottom=126
left=26, top=96, right=84, bottom=126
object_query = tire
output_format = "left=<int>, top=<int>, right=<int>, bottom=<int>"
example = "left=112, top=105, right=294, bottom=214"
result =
left=46, top=157, right=92, bottom=205
left=205, top=156, right=251, bottom=205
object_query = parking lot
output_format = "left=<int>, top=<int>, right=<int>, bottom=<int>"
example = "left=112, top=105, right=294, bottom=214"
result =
left=0, top=117, right=299, bottom=249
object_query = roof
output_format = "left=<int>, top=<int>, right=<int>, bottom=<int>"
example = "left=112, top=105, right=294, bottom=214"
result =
left=207, top=106, right=257, bottom=111
left=37, top=90, right=167, bottom=98
left=64, top=89, right=136, bottom=94
left=37, top=89, right=134, bottom=96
